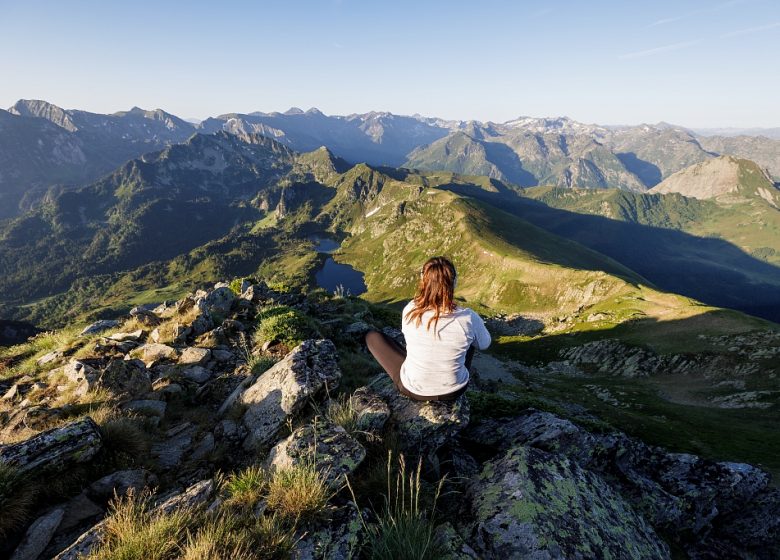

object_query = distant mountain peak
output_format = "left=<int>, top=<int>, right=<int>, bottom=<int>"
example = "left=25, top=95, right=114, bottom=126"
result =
left=284, top=107, right=305, bottom=115
left=651, top=155, right=779, bottom=206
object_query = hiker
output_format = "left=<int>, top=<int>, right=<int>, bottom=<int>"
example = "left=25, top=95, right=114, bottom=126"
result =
left=364, top=256, right=491, bottom=401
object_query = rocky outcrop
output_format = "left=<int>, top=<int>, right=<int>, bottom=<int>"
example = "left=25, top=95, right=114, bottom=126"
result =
left=555, top=338, right=765, bottom=379
left=371, top=375, right=469, bottom=458
left=464, top=410, right=780, bottom=559
left=467, top=445, right=670, bottom=559
left=0, top=417, right=102, bottom=474
left=240, top=339, right=341, bottom=450
left=267, top=420, right=366, bottom=488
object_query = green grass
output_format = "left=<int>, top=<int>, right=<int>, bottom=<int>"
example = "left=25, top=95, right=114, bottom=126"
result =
left=348, top=452, right=447, bottom=560
left=266, top=462, right=331, bottom=521
left=254, top=305, right=320, bottom=347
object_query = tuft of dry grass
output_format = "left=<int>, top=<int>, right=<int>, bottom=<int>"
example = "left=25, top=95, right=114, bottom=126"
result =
left=98, top=416, right=152, bottom=469
left=222, top=465, right=267, bottom=509
left=266, top=462, right=330, bottom=521
left=180, top=513, right=253, bottom=560
left=88, top=489, right=191, bottom=560
left=0, top=462, right=36, bottom=540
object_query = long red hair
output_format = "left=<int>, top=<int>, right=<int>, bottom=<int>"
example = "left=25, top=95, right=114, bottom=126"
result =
left=404, top=256, right=458, bottom=334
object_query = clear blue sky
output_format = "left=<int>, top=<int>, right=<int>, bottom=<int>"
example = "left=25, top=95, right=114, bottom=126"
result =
left=1, top=0, right=778, bottom=127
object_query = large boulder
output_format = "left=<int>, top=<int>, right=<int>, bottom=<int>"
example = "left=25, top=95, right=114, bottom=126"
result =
left=266, top=420, right=366, bottom=488
left=463, top=410, right=780, bottom=558
left=0, top=417, right=102, bottom=475
left=371, top=375, right=469, bottom=458
left=240, top=339, right=341, bottom=450
left=467, top=445, right=670, bottom=560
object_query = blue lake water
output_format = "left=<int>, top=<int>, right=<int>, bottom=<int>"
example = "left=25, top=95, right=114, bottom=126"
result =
left=310, top=236, right=340, bottom=254
left=309, top=235, right=367, bottom=295
left=315, top=258, right=367, bottom=296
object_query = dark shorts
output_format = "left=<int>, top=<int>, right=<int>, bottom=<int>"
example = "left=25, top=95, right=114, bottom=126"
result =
left=364, top=329, right=472, bottom=402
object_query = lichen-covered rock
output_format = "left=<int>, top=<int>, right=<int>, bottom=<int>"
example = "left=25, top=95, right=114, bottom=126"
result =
left=267, top=420, right=366, bottom=488
left=434, top=522, right=480, bottom=560
left=467, top=445, right=670, bottom=559
left=240, top=339, right=341, bottom=450
left=371, top=375, right=469, bottom=458
left=464, top=410, right=780, bottom=559
left=292, top=503, right=364, bottom=560
left=0, top=417, right=102, bottom=474
left=350, top=386, right=390, bottom=433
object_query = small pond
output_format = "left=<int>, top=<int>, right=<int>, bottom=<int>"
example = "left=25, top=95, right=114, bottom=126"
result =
left=309, top=235, right=367, bottom=296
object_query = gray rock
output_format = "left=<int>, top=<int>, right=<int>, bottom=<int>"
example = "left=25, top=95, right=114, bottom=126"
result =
left=80, top=320, right=120, bottom=336
left=10, top=507, right=65, bottom=560
left=0, top=417, right=102, bottom=475
left=240, top=339, right=341, bottom=450
left=267, top=420, right=366, bottom=488
left=156, top=478, right=215, bottom=514
left=350, top=385, right=390, bottom=433
left=200, top=286, right=235, bottom=316
left=58, top=493, right=103, bottom=531
left=467, top=445, right=670, bottom=559
left=108, top=329, right=144, bottom=342
left=178, top=347, right=211, bottom=365
left=182, top=365, right=212, bottom=383
left=61, top=359, right=98, bottom=396
left=36, top=350, right=63, bottom=366
left=151, top=423, right=197, bottom=469
left=99, top=359, right=152, bottom=398
left=88, top=469, right=158, bottom=503
left=191, top=432, right=215, bottom=461
left=371, top=375, right=469, bottom=458
left=133, top=343, right=178, bottom=365
left=212, top=348, right=234, bottom=362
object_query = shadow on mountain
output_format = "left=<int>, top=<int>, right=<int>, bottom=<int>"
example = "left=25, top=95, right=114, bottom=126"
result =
left=482, top=142, right=538, bottom=186
left=437, top=183, right=780, bottom=323
left=615, top=152, right=662, bottom=187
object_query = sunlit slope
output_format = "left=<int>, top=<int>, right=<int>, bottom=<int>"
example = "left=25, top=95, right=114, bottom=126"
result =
left=333, top=186, right=723, bottom=329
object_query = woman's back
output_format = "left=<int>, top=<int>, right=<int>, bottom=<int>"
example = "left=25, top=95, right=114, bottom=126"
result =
left=400, top=301, right=491, bottom=396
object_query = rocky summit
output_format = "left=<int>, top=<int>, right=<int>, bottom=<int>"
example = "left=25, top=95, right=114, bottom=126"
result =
left=0, top=279, right=778, bottom=559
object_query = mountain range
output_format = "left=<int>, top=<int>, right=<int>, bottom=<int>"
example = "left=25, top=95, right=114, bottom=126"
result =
left=2, top=99, right=779, bottom=219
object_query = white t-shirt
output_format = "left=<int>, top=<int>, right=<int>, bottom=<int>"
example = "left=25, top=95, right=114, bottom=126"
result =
left=399, top=301, right=491, bottom=396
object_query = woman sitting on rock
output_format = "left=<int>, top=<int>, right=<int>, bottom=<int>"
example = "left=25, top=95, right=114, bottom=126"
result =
left=365, top=256, right=491, bottom=401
